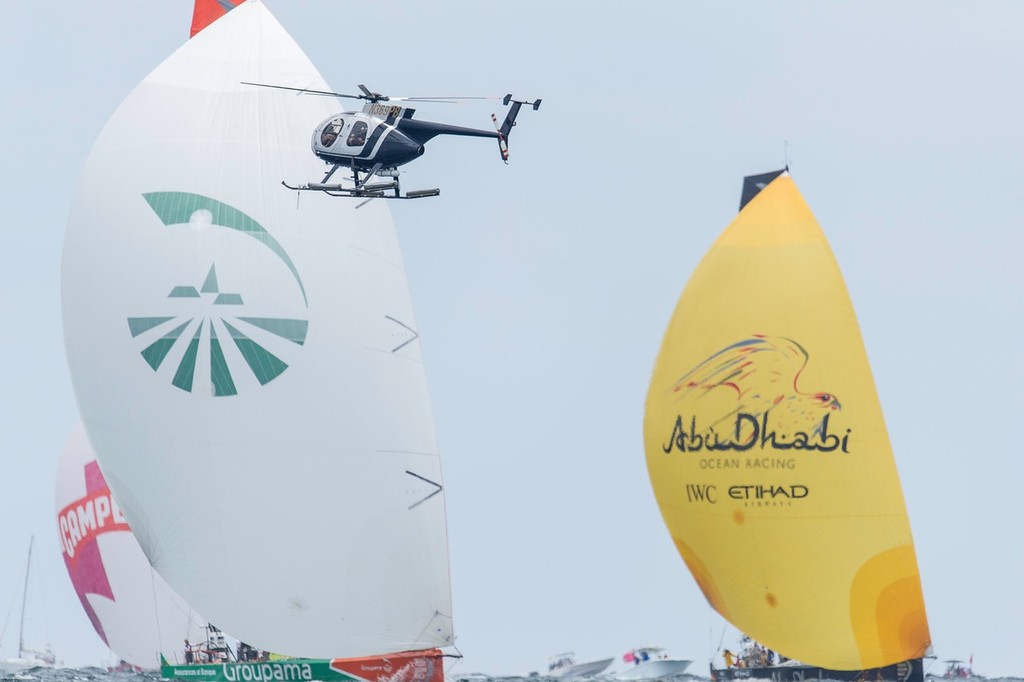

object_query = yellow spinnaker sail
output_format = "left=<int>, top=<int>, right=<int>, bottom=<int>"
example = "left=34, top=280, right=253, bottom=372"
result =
left=643, top=173, right=930, bottom=670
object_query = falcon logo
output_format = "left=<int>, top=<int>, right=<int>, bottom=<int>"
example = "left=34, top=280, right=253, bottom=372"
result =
left=662, top=335, right=850, bottom=454
left=127, top=192, right=308, bottom=397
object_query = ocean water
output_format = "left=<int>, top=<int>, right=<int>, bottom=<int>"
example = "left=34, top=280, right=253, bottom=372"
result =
left=0, top=670, right=156, bottom=682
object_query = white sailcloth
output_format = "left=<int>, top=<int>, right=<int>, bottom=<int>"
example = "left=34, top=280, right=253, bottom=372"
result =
left=55, top=423, right=206, bottom=669
left=60, top=0, right=452, bottom=659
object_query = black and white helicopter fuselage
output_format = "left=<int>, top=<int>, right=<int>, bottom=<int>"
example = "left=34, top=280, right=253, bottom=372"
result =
left=312, top=102, right=501, bottom=171
left=246, top=82, right=540, bottom=200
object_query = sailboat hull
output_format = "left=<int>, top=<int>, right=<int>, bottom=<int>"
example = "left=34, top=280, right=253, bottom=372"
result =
left=552, top=658, right=615, bottom=679
left=161, top=649, right=444, bottom=682
left=0, top=658, right=56, bottom=675
left=615, top=659, right=692, bottom=680
left=710, top=658, right=924, bottom=682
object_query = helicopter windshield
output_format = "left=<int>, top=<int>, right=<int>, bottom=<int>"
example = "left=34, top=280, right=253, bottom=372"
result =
left=347, top=121, right=368, bottom=147
left=320, top=121, right=343, bottom=147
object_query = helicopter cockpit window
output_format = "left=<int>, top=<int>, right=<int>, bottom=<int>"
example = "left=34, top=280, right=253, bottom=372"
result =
left=320, top=122, right=343, bottom=147
left=347, top=121, right=368, bottom=147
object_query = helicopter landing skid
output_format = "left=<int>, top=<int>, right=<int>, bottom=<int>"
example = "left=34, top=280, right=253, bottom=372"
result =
left=283, top=163, right=438, bottom=200
left=280, top=180, right=440, bottom=200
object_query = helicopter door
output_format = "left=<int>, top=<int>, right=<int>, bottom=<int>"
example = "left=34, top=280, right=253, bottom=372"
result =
left=345, top=120, right=369, bottom=153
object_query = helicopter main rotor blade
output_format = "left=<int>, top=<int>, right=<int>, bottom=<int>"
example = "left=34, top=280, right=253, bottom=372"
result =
left=243, top=81, right=504, bottom=104
left=241, top=82, right=368, bottom=100
left=392, top=95, right=503, bottom=103
left=357, top=84, right=500, bottom=104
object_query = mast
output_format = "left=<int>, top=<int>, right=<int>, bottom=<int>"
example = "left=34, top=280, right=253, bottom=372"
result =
left=18, top=536, right=34, bottom=659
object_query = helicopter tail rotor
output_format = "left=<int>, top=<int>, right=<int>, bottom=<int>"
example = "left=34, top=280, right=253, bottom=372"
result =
left=490, top=114, right=511, bottom=163
left=490, top=95, right=540, bottom=163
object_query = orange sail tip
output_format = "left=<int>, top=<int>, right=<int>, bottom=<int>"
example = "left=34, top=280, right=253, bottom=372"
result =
left=190, top=0, right=245, bottom=38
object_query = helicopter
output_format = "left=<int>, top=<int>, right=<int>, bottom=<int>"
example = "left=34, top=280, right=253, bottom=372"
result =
left=243, top=82, right=541, bottom=200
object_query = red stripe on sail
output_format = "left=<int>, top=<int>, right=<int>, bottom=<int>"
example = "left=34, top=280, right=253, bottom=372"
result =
left=190, top=0, right=245, bottom=38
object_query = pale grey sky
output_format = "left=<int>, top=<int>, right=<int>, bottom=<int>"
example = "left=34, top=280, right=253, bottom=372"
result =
left=1, top=1, right=1021, bottom=677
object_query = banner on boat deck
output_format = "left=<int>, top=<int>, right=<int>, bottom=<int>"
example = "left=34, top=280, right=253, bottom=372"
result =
left=643, top=174, right=930, bottom=670
left=163, top=660, right=358, bottom=682
left=162, top=650, right=444, bottom=682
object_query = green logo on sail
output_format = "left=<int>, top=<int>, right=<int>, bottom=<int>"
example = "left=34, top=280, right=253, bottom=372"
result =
left=127, top=192, right=308, bottom=396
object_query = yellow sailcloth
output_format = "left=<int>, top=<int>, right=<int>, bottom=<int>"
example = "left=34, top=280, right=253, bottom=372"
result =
left=643, top=173, right=930, bottom=670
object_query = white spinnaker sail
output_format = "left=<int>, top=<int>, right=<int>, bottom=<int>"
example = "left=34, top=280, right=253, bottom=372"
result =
left=60, top=1, right=452, bottom=658
left=55, top=423, right=206, bottom=669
